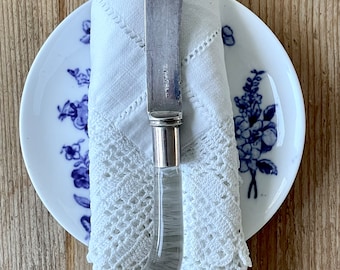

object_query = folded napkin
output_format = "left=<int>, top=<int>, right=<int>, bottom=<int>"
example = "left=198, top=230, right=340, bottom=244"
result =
left=87, top=0, right=252, bottom=269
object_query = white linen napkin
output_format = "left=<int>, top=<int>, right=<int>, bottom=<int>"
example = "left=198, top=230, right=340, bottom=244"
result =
left=87, top=0, right=252, bottom=269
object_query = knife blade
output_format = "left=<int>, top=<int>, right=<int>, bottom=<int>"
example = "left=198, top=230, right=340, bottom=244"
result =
left=144, top=0, right=183, bottom=268
left=146, top=0, right=182, bottom=126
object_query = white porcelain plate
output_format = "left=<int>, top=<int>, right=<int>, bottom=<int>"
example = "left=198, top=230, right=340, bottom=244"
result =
left=20, top=0, right=305, bottom=245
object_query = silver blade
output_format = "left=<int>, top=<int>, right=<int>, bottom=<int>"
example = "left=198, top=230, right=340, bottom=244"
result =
left=145, top=0, right=183, bottom=120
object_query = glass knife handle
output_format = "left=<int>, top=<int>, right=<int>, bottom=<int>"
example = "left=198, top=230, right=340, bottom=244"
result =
left=145, top=123, right=183, bottom=269
left=146, top=166, right=183, bottom=269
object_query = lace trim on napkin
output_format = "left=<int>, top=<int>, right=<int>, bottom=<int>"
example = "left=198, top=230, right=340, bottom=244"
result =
left=180, top=120, right=250, bottom=269
left=88, top=111, right=251, bottom=270
left=88, top=112, right=153, bottom=269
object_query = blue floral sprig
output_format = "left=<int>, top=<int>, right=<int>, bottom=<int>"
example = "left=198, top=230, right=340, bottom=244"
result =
left=60, top=139, right=90, bottom=189
left=57, top=94, right=88, bottom=135
left=60, top=139, right=91, bottom=237
left=67, top=68, right=91, bottom=87
left=234, top=69, right=278, bottom=199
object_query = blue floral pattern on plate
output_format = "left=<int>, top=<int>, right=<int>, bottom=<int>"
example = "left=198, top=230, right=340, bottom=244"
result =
left=222, top=27, right=278, bottom=199
left=233, top=70, right=278, bottom=199
left=58, top=94, right=88, bottom=135
left=67, top=68, right=91, bottom=87
left=57, top=20, right=92, bottom=240
left=57, top=21, right=279, bottom=240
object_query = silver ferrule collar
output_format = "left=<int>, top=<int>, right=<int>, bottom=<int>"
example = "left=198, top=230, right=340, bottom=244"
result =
left=150, top=119, right=181, bottom=168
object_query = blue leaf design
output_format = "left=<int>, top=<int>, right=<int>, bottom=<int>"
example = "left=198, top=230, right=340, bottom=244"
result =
left=250, top=103, right=262, bottom=122
left=256, top=159, right=278, bottom=175
left=243, top=83, right=252, bottom=92
left=252, top=69, right=265, bottom=75
left=80, top=215, right=91, bottom=233
left=67, top=68, right=78, bottom=77
left=74, top=194, right=90, bottom=208
left=263, top=104, right=276, bottom=121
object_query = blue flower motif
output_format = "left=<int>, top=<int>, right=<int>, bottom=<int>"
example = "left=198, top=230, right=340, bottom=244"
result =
left=60, top=139, right=84, bottom=160
left=72, top=166, right=90, bottom=189
left=80, top=20, right=91, bottom=44
left=67, top=68, right=91, bottom=87
left=58, top=94, right=88, bottom=135
left=233, top=70, right=278, bottom=199
left=222, top=25, right=235, bottom=46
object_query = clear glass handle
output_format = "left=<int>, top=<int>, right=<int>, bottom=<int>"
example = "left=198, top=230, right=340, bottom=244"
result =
left=145, top=166, right=183, bottom=270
